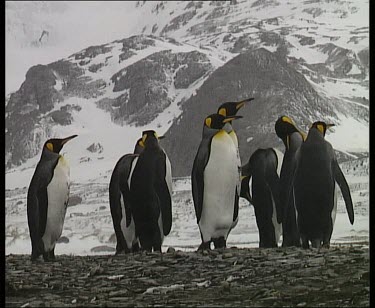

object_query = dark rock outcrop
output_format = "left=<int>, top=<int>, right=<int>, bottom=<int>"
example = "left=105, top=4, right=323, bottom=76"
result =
left=99, top=50, right=212, bottom=126
left=163, top=48, right=336, bottom=176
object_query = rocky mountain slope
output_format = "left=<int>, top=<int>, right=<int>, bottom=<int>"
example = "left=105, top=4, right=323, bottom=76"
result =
left=5, top=0, right=368, bottom=179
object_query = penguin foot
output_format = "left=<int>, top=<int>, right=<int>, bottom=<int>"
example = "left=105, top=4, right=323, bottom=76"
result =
left=30, top=254, right=41, bottom=262
left=132, top=243, right=140, bottom=253
left=213, top=237, right=226, bottom=249
left=197, top=241, right=211, bottom=251
left=115, top=249, right=125, bottom=256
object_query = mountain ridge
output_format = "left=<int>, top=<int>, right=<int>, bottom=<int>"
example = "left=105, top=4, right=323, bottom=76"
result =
left=5, top=0, right=369, bottom=181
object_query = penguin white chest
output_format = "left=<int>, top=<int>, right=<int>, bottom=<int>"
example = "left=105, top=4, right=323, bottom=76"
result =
left=42, top=156, right=70, bottom=251
left=119, top=193, right=137, bottom=249
left=121, top=156, right=139, bottom=249
left=199, top=131, right=238, bottom=241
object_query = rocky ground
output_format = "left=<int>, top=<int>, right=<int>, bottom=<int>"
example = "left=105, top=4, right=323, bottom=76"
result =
left=6, top=243, right=370, bottom=307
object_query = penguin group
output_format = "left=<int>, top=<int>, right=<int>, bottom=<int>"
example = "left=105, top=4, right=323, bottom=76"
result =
left=109, top=130, right=172, bottom=253
left=240, top=115, right=354, bottom=249
left=26, top=100, right=355, bottom=261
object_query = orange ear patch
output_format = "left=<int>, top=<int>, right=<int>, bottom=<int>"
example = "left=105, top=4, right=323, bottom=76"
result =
left=317, top=124, right=324, bottom=134
left=218, top=108, right=226, bottom=116
left=46, top=142, right=54, bottom=152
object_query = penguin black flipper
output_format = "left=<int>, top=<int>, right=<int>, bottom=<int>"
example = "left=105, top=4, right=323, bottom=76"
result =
left=155, top=153, right=172, bottom=236
left=27, top=158, right=58, bottom=259
left=332, top=158, right=354, bottom=224
left=240, top=174, right=253, bottom=204
left=266, top=149, right=282, bottom=224
left=233, top=189, right=239, bottom=223
left=282, top=148, right=300, bottom=226
left=191, top=138, right=212, bottom=223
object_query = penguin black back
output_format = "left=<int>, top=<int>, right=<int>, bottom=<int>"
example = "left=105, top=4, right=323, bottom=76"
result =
left=287, top=121, right=354, bottom=249
left=109, top=138, right=145, bottom=254
left=275, top=115, right=305, bottom=247
left=129, top=130, right=172, bottom=252
left=241, top=148, right=281, bottom=248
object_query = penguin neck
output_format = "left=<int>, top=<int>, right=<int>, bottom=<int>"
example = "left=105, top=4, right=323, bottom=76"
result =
left=202, top=126, right=220, bottom=139
left=287, top=132, right=304, bottom=151
left=41, top=147, right=60, bottom=160
left=306, top=128, right=325, bottom=142
left=222, top=122, right=233, bottom=134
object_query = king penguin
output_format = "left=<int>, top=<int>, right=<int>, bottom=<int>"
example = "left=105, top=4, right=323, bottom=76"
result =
left=217, top=97, right=254, bottom=230
left=284, top=121, right=354, bottom=249
left=129, top=131, right=172, bottom=252
left=192, top=113, right=242, bottom=250
left=275, top=115, right=306, bottom=247
left=240, top=148, right=282, bottom=248
left=109, top=138, right=144, bottom=255
left=27, top=135, right=78, bottom=261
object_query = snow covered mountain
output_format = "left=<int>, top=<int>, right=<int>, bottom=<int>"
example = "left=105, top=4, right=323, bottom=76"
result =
left=5, top=0, right=369, bottom=179
left=5, top=1, right=369, bottom=254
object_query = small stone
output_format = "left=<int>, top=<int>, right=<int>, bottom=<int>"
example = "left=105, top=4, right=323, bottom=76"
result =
left=297, top=302, right=307, bottom=307
left=167, top=247, right=176, bottom=253
left=57, top=236, right=69, bottom=244
left=222, top=252, right=234, bottom=259
left=221, top=281, right=231, bottom=292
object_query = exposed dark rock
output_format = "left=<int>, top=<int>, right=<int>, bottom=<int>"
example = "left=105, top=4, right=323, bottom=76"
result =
left=48, top=110, right=72, bottom=125
left=230, top=34, right=257, bottom=53
left=259, top=31, right=284, bottom=46
left=303, top=7, right=324, bottom=18
left=68, top=195, right=83, bottom=207
left=74, top=44, right=113, bottom=60
left=357, top=47, right=369, bottom=68
left=56, top=236, right=69, bottom=244
left=161, top=11, right=197, bottom=35
left=118, top=50, right=136, bottom=62
left=116, top=35, right=155, bottom=51
left=88, top=63, right=105, bottom=73
left=313, top=43, right=364, bottom=78
left=104, top=50, right=212, bottom=126
left=86, top=143, right=104, bottom=154
left=205, top=6, right=230, bottom=21
left=163, top=48, right=335, bottom=176
left=295, top=35, right=315, bottom=46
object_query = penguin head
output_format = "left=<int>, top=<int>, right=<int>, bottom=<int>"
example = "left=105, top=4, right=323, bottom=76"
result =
left=217, top=97, right=254, bottom=118
left=141, top=130, right=164, bottom=148
left=43, top=135, right=78, bottom=154
left=133, top=137, right=145, bottom=154
left=310, top=121, right=335, bottom=137
left=275, top=116, right=306, bottom=148
left=204, top=114, right=242, bottom=130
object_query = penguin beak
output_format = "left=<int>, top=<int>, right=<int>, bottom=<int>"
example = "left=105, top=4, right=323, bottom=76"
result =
left=158, top=135, right=165, bottom=140
left=236, top=97, right=254, bottom=110
left=61, top=135, right=78, bottom=146
left=223, top=115, right=242, bottom=123
left=326, top=124, right=336, bottom=129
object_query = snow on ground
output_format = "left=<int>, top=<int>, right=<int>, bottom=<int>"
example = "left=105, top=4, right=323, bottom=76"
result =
left=325, top=113, right=369, bottom=153
left=5, top=157, right=369, bottom=256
